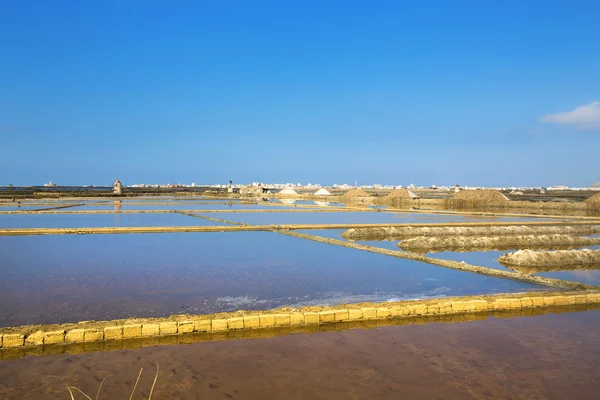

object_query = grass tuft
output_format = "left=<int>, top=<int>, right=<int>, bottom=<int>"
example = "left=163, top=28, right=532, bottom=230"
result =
left=57, top=363, right=159, bottom=399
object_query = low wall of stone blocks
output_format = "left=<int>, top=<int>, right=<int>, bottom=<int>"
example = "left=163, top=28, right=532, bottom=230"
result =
left=2, top=291, right=599, bottom=350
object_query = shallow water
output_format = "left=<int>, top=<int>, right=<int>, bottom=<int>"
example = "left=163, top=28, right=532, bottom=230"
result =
left=298, top=229, right=404, bottom=251
left=67, top=203, right=303, bottom=211
left=0, top=206, right=50, bottom=211
left=298, top=230, right=600, bottom=283
left=0, top=232, right=544, bottom=326
left=198, top=211, right=538, bottom=226
left=430, top=248, right=600, bottom=286
left=119, top=197, right=242, bottom=202
left=537, top=270, right=600, bottom=286
left=267, top=199, right=342, bottom=206
left=297, top=229, right=347, bottom=239
left=0, top=212, right=226, bottom=228
left=429, top=250, right=511, bottom=271
left=1, top=310, right=599, bottom=399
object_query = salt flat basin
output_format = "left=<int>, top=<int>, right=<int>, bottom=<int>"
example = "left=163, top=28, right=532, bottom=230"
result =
left=0, top=232, right=545, bottom=326
left=193, top=211, right=542, bottom=226
left=428, top=250, right=512, bottom=272
left=0, top=212, right=227, bottom=228
left=66, top=203, right=307, bottom=211
left=528, top=245, right=600, bottom=285
left=538, top=269, right=600, bottom=286
left=428, top=247, right=600, bottom=286
left=298, top=229, right=600, bottom=286
left=298, top=228, right=404, bottom=252
left=115, top=197, right=242, bottom=203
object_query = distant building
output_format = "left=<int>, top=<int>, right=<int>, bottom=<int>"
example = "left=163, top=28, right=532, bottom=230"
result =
left=44, top=181, right=57, bottom=187
left=240, top=185, right=264, bottom=196
left=113, top=179, right=123, bottom=195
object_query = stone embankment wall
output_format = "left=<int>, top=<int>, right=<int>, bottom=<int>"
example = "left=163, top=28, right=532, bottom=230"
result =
left=1, top=291, right=599, bottom=351
left=5, top=221, right=599, bottom=237
left=444, top=199, right=599, bottom=211
left=0, top=207, right=356, bottom=215
left=3, top=303, right=598, bottom=360
left=342, top=225, right=600, bottom=240
left=278, top=230, right=592, bottom=289
left=499, top=249, right=600, bottom=268
left=369, top=197, right=600, bottom=213
left=398, top=234, right=600, bottom=252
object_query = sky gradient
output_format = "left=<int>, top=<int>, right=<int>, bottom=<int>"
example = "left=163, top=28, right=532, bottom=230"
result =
left=1, top=0, right=599, bottom=187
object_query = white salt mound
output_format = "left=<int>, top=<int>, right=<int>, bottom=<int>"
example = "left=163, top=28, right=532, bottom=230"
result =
left=314, top=188, right=332, bottom=196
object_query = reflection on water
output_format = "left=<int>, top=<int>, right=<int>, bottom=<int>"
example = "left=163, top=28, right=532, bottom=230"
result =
left=0, top=232, right=543, bottom=326
left=430, top=249, right=600, bottom=286
left=298, top=229, right=403, bottom=251
left=119, top=197, right=242, bottom=203
left=1, top=310, right=599, bottom=399
left=0, top=206, right=44, bottom=211
left=537, top=269, right=600, bottom=286
left=67, top=203, right=300, bottom=211
left=428, top=250, right=516, bottom=271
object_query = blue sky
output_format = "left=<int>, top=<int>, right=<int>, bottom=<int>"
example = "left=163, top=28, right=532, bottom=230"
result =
left=1, top=0, right=599, bottom=187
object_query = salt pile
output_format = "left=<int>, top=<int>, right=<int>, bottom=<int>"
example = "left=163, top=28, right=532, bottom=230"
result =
left=343, top=188, right=370, bottom=197
left=314, top=188, right=332, bottom=196
left=341, top=225, right=600, bottom=239
left=584, top=192, right=600, bottom=204
left=279, top=188, right=299, bottom=196
left=498, top=248, right=600, bottom=267
left=387, top=189, right=419, bottom=199
left=398, top=234, right=600, bottom=252
left=453, top=189, right=509, bottom=202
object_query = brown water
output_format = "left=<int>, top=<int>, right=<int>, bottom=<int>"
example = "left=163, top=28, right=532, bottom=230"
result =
left=1, top=310, right=598, bottom=399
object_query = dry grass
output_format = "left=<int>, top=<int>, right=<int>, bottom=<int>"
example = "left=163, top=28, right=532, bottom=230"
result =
left=59, top=363, right=159, bottom=400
